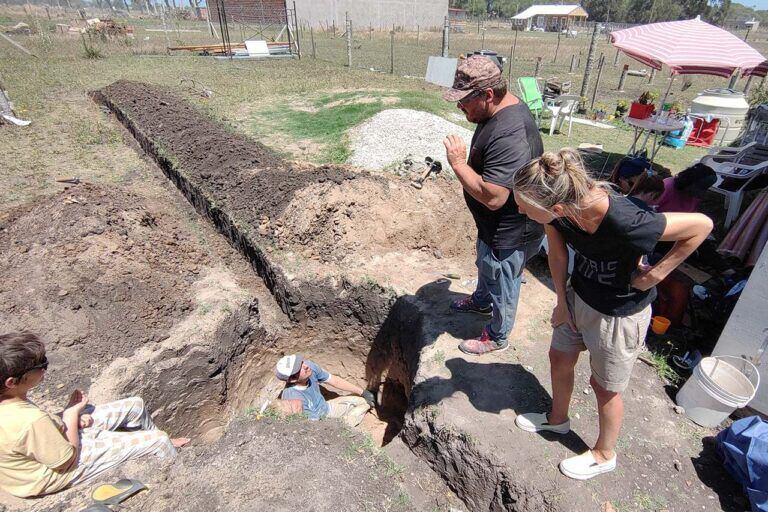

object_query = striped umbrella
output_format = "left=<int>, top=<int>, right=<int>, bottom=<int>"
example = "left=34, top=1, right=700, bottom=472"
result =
left=610, top=17, right=766, bottom=79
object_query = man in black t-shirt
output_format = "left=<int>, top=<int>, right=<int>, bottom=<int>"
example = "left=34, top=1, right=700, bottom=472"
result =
left=442, top=56, right=545, bottom=355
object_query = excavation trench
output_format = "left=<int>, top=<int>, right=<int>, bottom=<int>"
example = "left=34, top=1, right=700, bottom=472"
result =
left=92, top=81, right=530, bottom=511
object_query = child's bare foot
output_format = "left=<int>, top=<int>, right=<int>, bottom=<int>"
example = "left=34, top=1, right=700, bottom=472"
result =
left=171, top=437, right=191, bottom=448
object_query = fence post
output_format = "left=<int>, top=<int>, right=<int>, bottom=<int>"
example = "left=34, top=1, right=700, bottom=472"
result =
left=345, top=12, right=352, bottom=67
left=579, top=23, right=601, bottom=110
left=477, top=17, right=481, bottom=35
left=728, top=74, right=738, bottom=89
left=648, top=67, right=656, bottom=84
left=613, top=48, right=620, bottom=67
left=390, top=25, right=395, bottom=74
left=534, top=56, right=542, bottom=77
left=481, top=28, right=485, bottom=49
left=416, top=24, right=419, bottom=46
left=617, top=64, right=628, bottom=91
left=369, top=24, right=372, bottom=40
left=744, top=75, right=755, bottom=95
left=310, top=26, right=316, bottom=59
left=569, top=54, right=576, bottom=73
left=441, top=16, right=449, bottom=57
left=553, top=30, right=561, bottom=63
left=590, top=54, right=606, bottom=110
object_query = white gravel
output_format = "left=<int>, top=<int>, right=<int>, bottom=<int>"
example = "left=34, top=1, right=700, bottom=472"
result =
left=347, top=109, right=474, bottom=171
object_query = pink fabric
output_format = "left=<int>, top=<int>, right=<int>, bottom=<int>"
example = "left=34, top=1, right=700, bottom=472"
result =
left=610, top=18, right=766, bottom=78
left=719, top=190, right=768, bottom=263
left=652, top=177, right=701, bottom=213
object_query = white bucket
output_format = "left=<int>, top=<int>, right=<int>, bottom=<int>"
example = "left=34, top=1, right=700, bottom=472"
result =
left=676, top=356, right=760, bottom=428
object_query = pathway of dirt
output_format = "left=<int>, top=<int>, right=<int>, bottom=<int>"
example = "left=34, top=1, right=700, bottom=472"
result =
left=91, top=80, right=744, bottom=511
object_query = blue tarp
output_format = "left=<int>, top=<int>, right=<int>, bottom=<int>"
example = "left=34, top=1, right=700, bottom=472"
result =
left=717, top=416, right=768, bottom=512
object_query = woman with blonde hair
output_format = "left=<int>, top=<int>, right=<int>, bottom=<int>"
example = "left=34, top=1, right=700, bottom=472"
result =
left=512, top=149, right=712, bottom=480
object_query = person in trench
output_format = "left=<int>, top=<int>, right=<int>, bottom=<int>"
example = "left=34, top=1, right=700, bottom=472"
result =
left=272, top=354, right=376, bottom=427
left=511, top=149, right=712, bottom=480
left=442, top=55, right=545, bottom=355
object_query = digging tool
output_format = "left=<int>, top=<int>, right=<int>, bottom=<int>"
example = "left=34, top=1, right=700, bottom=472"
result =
left=410, top=157, right=442, bottom=190
left=56, top=177, right=82, bottom=185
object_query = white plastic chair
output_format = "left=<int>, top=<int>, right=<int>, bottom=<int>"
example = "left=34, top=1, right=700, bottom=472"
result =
left=699, top=142, right=768, bottom=228
left=545, top=94, right=580, bottom=137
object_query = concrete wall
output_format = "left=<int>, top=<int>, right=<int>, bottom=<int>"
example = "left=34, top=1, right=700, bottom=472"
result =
left=292, top=0, right=448, bottom=31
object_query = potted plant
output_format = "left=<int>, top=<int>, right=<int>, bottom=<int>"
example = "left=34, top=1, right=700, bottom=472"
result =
left=669, top=99, right=685, bottom=114
left=615, top=99, right=629, bottom=118
left=629, top=91, right=658, bottom=119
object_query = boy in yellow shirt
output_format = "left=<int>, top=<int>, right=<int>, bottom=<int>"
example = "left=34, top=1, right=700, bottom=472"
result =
left=0, top=332, right=189, bottom=498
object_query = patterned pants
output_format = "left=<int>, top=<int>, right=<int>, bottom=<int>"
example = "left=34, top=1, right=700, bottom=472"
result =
left=326, top=396, right=370, bottom=427
left=68, top=397, right=176, bottom=486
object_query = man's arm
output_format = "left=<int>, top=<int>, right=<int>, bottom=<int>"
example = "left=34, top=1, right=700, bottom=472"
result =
left=325, top=375, right=365, bottom=395
left=444, top=135, right=510, bottom=210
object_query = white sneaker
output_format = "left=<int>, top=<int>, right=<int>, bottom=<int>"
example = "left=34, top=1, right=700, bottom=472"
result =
left=559, top=451, right=617, bottom=480
left=514, top=412, right=570, bottom=434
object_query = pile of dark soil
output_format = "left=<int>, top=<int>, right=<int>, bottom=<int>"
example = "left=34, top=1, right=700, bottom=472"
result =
left=95, top=81, right=474, bottom=267
left=0, top=183, right=207, bottom=402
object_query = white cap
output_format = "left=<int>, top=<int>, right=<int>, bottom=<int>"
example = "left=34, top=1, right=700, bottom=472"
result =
left=275, top=354, right=304, bottom=381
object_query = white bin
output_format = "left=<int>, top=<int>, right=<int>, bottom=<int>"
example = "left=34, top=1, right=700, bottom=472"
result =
left=676, top=356, right=759, bottom=428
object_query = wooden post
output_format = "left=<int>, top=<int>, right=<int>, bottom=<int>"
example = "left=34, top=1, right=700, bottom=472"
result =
left=590, top=54, right=605, bottom=110
left=508, top=42, right=514, bottom=87
left=648, top=67, right=656, bottom=84
left=617, top=63, right=628, bottom=91
left=481, top=28, right=485, bottom=49
left=345, top=12, right=351, bottom=67
left=477, top=17, right=480, bottom=35
left=390, top=26, right=394, bottom=74
left=728, top=74, right=738, bottom=89
left=569, top=54, right=576, bottom=73
left=369, top=24, right=372, bottom=40
left=416, top=24, right=419, bottom=45
left=579, top=23, right=600, bottom=107
left=310, top=26, right=316, bottom=59
left=553, top=30, right=561, bottom=63
left=534, top=56, right=542, bottom=77
left=441, top=16, right=449, bottom=57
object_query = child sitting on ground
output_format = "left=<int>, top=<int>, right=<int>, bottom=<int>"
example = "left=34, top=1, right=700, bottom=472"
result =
left=0, top=332, right=190, bottom=498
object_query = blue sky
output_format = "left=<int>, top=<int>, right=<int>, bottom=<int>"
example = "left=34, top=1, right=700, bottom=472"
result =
left=734, top=0, right=768, bottom=10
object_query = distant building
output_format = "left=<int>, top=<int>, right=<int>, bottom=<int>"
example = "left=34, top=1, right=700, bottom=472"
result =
left=512, top=4, right=588, bottom=32
left=448, top=7, right=467, bottom=20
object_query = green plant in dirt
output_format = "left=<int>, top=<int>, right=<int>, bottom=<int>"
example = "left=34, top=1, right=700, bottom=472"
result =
left=749, top=83, right=768, bottom=107
left=644, top=349, right=681, bottom=384
left=81, top=34, right=104, bottom=59
left=637, top=90, right=659, bottom=105
left=394, top=492, right=410, bottom=508
left=633, top=490, right=668, bottom=511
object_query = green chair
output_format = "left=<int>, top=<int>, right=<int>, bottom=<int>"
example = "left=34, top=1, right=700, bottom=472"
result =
left=517, top=77, right=544, bottom=122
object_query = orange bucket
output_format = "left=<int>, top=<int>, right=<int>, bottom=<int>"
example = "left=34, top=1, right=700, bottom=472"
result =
left=651, top=316, right=671, bottom=335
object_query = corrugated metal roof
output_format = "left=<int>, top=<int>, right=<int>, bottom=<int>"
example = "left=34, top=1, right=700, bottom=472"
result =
left=512, top=5, right=584, bottom=19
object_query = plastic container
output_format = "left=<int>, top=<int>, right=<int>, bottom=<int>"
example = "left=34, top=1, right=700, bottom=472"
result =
left=629, top=102, right=654, bottom=119
left=690, top=88, right=750, bottom=145
left=651, top=316, right=671, bottom=335
left=676, top=356, right=760, bottom=427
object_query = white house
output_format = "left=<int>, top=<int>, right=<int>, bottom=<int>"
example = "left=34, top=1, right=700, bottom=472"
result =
left=512, top=4, right=588, bottom=31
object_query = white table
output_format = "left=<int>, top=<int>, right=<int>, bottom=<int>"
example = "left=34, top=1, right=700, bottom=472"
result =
left=624, top=115, right=686, bottom=165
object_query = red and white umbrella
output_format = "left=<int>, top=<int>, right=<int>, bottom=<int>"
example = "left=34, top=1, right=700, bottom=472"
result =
left=611, top=16, right=766, bottom=79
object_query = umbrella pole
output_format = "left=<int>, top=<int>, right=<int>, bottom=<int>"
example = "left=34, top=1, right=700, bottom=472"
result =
left=658, top=72, right=675, bottom=112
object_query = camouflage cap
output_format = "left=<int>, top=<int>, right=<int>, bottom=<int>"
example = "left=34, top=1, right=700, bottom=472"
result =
left=443, top=55, right=503, bottom=102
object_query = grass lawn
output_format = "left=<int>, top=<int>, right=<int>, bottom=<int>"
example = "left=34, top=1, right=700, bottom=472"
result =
left=1, top=9, right=710, bottom=209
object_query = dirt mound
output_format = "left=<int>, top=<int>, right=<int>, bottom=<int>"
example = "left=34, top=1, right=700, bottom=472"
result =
left=0, top=183, right=206, bottom=402
left=95, top=81, right=474, bottom=271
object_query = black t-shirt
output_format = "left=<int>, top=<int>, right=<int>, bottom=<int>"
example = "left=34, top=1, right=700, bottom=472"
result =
left=465, top=102, right=544, bottom=250
left=553, top=195, right=667, bottom=316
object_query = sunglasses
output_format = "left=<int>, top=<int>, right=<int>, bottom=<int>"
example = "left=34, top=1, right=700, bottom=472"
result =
left=15, top=357, right=49, bottom=379
left=457, top=89, right=484, bottom=107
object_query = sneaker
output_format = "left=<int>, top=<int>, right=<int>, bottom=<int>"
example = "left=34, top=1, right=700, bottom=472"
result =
left=559, top=451, right=617, bottom=480
left=514, top=412, right=571, bottom=434
left=450, top=296, right=492, bottom=316
left=458, top=329, right=508, bottom=355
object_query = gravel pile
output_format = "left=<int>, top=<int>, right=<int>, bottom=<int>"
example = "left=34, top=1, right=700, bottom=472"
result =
left=347, top=109, right=474, bottom=171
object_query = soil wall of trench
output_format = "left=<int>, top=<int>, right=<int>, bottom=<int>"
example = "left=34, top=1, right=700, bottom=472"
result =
left=93, top=81, right=553, bottom=512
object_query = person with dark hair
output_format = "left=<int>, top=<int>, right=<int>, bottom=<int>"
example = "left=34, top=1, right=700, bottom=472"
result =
left=609, top=156, right=653, bottom=195
left=441, top=55, right=545, bottom=355
left=652, top=163, right=716, bottom=213
left=0, top=332, right=189, bottom=498
left=628, top=174, right=665, bottom=205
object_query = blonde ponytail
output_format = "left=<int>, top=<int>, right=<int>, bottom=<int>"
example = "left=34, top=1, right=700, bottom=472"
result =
left=513, top=148, right=601, bottom=210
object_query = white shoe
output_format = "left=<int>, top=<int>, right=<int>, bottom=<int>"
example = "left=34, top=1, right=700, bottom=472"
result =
left=514, top=412, right=570, bottom=434
left=559, top=451, right=617, bottom=480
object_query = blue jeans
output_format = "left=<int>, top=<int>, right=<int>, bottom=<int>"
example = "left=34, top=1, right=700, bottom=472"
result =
left=471, top=238, right=543, bottom=343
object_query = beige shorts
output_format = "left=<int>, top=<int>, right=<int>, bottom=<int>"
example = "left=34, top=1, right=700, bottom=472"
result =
left=551, top=286, right=652, bottom=392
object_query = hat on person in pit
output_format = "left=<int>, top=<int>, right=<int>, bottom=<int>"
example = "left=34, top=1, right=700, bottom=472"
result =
left=443, top=55, right=504, bottom=102
left=275, top=354, right=304, bottom=381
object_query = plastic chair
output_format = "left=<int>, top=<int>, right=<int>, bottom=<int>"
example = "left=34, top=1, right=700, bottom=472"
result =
left=545, top=94, right=580, bottom=137
left=699, top=142, right=768, bottom=228
left=517, top=77, right=543, bottom=122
